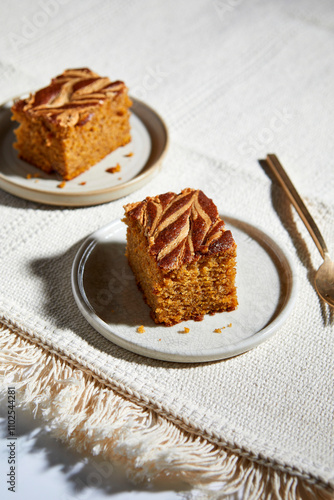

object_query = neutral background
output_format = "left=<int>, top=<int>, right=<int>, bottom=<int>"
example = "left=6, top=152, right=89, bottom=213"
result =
left=1, top=0, right=334, bottom=499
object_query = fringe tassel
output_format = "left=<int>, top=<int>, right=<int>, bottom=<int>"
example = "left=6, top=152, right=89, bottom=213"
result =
left=0, top=324, right=332, bottom=500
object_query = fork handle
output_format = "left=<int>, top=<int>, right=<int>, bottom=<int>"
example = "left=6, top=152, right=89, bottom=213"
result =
left=266, top=154, right=328, bottom=259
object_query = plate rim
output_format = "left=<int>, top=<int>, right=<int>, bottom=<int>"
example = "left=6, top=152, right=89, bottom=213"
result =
left=0, top=97, right=169, bottom=206
left=71, top=216, right=298, bottom=363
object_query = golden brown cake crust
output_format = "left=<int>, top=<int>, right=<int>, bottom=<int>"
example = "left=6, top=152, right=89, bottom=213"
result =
left=124, top=188, right=236, bottom=271
left=12, top=68, right=128, bottom=128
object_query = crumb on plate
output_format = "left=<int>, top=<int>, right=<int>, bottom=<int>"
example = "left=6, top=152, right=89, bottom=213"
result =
left=137, top=325, right=145, bottom=334
left=57, top=181, right=66, bottom=189
left=106, top=163, right=121, bottom=174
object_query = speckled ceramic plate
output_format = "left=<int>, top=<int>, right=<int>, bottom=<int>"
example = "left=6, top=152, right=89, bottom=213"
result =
left=0, top=97, right=168, bottom=206
left=71, top=216, right=297, bottom=363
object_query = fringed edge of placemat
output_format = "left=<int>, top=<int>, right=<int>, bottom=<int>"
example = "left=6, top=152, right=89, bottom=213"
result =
left=0, top=323, right=333, bottom=500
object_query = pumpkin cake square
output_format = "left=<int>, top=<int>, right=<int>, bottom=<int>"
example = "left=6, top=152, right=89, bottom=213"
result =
left=123, top=188, right=238, bottom=326
left=11, top=68, right=132, bottom=180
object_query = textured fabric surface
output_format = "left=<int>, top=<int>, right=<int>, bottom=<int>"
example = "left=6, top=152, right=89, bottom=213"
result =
left=1, top=0, right=334, bottom=492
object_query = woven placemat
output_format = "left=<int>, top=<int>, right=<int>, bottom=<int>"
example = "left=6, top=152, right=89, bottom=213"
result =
left=1, top=145, right=333, bottom=498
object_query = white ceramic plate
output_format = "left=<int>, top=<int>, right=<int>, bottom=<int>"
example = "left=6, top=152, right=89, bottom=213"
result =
left=0, top=98, right=168, bottom=206
left=71, top=216, right=297, bottom=363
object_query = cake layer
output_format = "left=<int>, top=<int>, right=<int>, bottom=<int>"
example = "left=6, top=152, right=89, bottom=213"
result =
left=125, top=218, right=237, bottom=325
left=123, top=188, right=238, bottom=326
left=11, top=68, right=132, bottom=179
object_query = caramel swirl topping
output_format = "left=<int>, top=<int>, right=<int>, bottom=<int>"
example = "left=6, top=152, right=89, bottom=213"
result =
left=124, top=189, right=236, bottom=270
left=12, top=68, right=127, bottom=127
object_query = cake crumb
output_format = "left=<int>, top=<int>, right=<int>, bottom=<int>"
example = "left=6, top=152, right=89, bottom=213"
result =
left=137, top=325, right=145, bottom=334
left=79, top=181, right=86, bottom=186
left=57, top=181, right=66, bottom=189
left=26, top=173, right=32, bottom=179
left=158, top=338, right=161, bottom=341
left=106, top=163, right=121, bottom=174
left=227, top=323, right=232, bottom=328
left=124, top=152, right=133, bottom=157
left=214, top=328, right=222, bottom=333
left=180, top=327, right=190, bottom=334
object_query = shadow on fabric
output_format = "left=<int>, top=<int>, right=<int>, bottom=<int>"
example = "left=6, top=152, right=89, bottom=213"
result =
left=258, top=158, right=333, bottom=326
